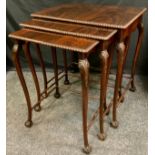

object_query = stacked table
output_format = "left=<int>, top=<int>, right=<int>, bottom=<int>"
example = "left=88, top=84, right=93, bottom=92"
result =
left=9, top=3, right=146, bottom=153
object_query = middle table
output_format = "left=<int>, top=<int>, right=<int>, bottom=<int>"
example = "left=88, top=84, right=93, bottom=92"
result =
left=16, top=17, right=117, bottom=153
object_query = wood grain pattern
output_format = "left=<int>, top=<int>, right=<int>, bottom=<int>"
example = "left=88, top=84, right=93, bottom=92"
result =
left=31, top=3, right=146, bottom=29
left=9, top=29, right=99, bottom=53
left=20, top=19, right=117, bottom=40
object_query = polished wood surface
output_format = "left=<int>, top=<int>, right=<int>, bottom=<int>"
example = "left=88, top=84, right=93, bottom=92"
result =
left=9, top=29, right=99, bottom=53
left=20, top=19, right=117, bottom=40
left=31, top=3, right=146, bottom=29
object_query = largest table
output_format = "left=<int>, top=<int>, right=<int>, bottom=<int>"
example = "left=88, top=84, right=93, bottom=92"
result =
left=31, top=3, right=146, bottom=153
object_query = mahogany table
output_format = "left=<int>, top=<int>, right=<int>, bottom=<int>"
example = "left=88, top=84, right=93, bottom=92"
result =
left=31, top=3, right=146, bottom=129
left=9, top=25, right=117, bottom=153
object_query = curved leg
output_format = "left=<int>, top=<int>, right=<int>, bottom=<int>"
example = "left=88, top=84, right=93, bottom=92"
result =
left=35, top=44, right=48, bottom=97
left=110, top=42, right=125, bottom=128
left=78, top=58, right=92, bottom=154
left=12, top=42, right=33, bottom=127
left=63, top=49, right=70, bottom=85
left=97, top=50, right=109, bottom=141
left=105, top=43, right=115, bottom=114
left=118, top=36, right=131, bottom=102
left=130, top=22, right=144, bottom=92
left=23, top=42, right=41, bottom=112
left=51, top=47, right=60, bottom=98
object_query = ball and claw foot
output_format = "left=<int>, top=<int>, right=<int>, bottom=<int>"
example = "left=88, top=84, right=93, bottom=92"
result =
left=129, top=85, right=136, bottom=92
left=25, top=120, right=33, bottom=128
left=110, top=120, right=119, bottom=128
left=34, top=104, right=41, bottom=112
left=82, top=145, right=92, bottom=154
left=64, top=79, right=70, bottom=85
left=97, top=133, right=106, bottom=141
left=54, top=92, right=61, bottom=98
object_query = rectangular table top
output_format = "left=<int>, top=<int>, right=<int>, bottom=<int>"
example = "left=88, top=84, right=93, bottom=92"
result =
left=20, top=19, right=117, bottom=40
left=31, top=3, right=146, bottom=29
left=9, top=29, right=99, bottom=53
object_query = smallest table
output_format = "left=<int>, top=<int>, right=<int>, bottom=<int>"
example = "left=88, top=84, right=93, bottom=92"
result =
left=9, top=27, right=117, bottom=153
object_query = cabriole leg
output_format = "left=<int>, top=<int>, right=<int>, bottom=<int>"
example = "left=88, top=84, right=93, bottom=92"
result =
left=23, top=42, right=41, bottom=112
left=130, top=22, right=144, bottom=92
left=97, top=50, right=109, bottom=141
left=110, top=42, right=125, bottom=128
left=12, top=42, right=33, bottom=127
left=78, top=58, right=92, bottom=154
left=118, top=36, right=131, bottom=102
left=105, top=43, right=115, bottom=115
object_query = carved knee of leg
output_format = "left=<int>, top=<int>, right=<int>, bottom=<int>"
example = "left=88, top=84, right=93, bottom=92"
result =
left=78, top=59, right=90, bottom=87
left=117, top=42, right=125, bottom=55
left=100, top=50, right=109, bottom=63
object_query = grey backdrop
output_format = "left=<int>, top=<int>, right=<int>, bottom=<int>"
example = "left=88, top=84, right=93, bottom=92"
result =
left=6, top=0, right=148, bottom=74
